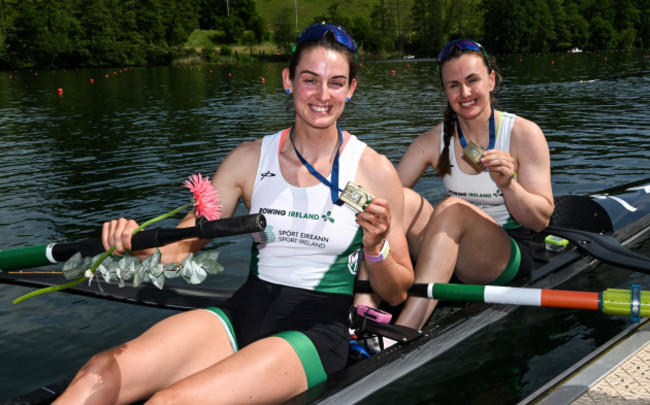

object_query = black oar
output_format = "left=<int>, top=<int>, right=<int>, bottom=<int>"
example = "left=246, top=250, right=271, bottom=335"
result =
left=542, top=225, right=650, bottom=274
left=0, top=214, right=266, bottom=272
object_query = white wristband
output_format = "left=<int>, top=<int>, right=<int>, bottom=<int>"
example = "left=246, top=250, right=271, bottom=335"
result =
left=364, top=239, right=390, bottom=263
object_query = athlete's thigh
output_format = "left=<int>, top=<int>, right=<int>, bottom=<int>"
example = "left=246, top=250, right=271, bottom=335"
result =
left=115, top=308, right=234, bottom=402
left=454, top=208, right=512, bottom=284
left=150, top=336, right=308, bottom=404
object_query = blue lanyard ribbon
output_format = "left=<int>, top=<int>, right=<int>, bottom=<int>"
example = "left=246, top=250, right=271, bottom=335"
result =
left=456, top=107, right=496, bottom=150
left=289, top=126, right=344, bottom=205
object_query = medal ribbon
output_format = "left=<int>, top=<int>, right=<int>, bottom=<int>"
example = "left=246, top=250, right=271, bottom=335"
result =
left=456, top=107, right=496, bottom=150
left=289, top=125, right=344, bottom=205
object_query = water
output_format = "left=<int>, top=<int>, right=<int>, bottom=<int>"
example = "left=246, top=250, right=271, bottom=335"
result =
left=1, top=50, right=650, bottom=402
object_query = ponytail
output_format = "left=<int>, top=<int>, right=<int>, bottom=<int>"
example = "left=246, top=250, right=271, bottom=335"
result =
left=436, top=103, right=456, bottom=177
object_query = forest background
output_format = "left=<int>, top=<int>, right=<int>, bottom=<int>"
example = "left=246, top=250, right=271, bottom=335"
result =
left=1, top=0, right=648, bottom=69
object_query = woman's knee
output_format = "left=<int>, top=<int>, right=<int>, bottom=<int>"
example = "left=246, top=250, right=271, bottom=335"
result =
left=432, top=196, right=468, bottom=213
left=82, top=349, right=123, bottom=384
left=59, top=349, right=123, bottom=403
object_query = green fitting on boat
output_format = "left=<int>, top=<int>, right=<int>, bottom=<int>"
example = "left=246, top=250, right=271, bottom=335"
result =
left=0, top=244, right=52, bottom=271
left=432, top=283, right=486, bottom=302
left=544, top=235, right=569, bottom=252
left=601, top=288, right=650, bottom=318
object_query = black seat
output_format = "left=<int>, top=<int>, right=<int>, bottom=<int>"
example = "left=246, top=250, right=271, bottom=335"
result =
left=549, top=195, right=614, bottom=235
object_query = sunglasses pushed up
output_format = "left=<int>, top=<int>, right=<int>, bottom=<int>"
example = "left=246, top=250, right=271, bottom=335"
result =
left=293, top=23, right=358, bottom=56
left=437, top=39, right=491, bottom=69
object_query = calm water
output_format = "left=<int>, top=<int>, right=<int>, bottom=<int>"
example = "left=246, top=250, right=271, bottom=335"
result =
left=1, top=50, right=650, bottom=402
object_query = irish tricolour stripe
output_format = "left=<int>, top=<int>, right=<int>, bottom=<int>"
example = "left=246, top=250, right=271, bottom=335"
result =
left=424, top=283, right=649, bottom=320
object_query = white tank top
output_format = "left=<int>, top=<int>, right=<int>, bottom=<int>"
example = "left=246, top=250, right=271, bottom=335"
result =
left=442, top=111, right=519, bottom=228
left=249, top=128, right=366, bottom=295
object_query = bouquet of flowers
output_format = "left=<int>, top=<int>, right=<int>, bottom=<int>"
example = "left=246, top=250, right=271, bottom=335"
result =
left=14, top=174, right=223, bottom=304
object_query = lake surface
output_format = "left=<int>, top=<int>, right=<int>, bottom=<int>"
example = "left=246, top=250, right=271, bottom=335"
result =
left=1, top=50, right=650, bottom=402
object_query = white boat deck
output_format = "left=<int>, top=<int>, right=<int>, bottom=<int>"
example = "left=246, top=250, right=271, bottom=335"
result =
left=522, top=318, right=650, bottom=404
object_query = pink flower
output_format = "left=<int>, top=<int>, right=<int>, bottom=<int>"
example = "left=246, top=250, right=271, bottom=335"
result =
left=183, top=174, right=221, bottom=221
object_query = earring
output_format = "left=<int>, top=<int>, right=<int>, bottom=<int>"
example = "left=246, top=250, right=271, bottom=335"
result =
left=286, top=88, right=291, bottom=94
left=346, top=97, right=351, bottom=102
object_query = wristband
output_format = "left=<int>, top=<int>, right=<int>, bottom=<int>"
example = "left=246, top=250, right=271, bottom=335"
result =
left=356, top=305, right=392, bottom=324
left=364, top=239, right=390, bottom=263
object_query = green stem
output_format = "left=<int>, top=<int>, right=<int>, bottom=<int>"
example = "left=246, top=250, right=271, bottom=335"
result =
left=12, top=202, right=193, bottom=305
left=13, top=275, right=87, bottom=305
left=134, top=202, right=193, bottom=233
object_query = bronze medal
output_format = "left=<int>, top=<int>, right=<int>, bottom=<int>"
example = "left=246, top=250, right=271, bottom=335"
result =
left=463, top=140, right=485, bottom=167
left=339, top=182, right=374, bottom=212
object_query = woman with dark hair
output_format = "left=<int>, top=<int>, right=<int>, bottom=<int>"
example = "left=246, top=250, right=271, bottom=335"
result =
left=54, top=23, right=413, bottom=404
left=394, top=39, right=553, bottom=330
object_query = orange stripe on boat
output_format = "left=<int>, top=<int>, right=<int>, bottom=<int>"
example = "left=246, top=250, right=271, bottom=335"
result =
left=541, top=290, right=600, bottom=310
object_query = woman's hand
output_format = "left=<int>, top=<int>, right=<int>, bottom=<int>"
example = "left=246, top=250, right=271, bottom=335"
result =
left=481, top=149, right=517, bottom=188
left=102, top=218, right=140, bottom=256
left=356, top=197, right=391, bottom=254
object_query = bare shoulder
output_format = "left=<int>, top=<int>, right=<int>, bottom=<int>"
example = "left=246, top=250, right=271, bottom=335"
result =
left=357, top=147, right=402, bottom=198
left=218, top=138, right=262, bottom=171
left=511, top=115, right=549, bottom=157
left=412, top=122, right=443, bottom=148
left=213, top=138, right=262, bottom=209
left=512, top=115, right=546, bottom=142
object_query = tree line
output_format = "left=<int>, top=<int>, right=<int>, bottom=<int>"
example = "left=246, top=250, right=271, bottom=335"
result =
left=1, top=0, right=648, bottom=70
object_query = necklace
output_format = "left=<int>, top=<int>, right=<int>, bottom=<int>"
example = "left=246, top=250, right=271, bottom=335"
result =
left=289, top=125, right=344, bottom=205
left=456, top=107, right=496, bottom=150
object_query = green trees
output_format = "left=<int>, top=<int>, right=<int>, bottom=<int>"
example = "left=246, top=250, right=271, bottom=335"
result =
left=1, top=0, right=649, bottom=70
left=482, top=0, right=648, bottom=54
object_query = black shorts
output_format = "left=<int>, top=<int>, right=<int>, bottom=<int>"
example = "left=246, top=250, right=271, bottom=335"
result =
left=207, top=274, right=352, bottom=384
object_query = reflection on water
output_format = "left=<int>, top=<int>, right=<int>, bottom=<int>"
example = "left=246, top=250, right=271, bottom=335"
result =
left=1, top=50, right=649, bottom=401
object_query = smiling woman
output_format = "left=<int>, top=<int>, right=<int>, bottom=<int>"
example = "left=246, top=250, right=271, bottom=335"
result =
left=384, top=39, right=555, bottom=331
left=51, top=23, right=413, bottom=405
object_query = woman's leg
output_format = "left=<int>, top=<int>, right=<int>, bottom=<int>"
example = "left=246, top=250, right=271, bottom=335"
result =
left=402, top=188, right=435, bottom=262
left=54, top=309, right=234, bottom=405
left=146, top=336, right=309, bottom=404
left=396, top=197, right=512, bottom=330
left=353, top=187, right=434, bottom=309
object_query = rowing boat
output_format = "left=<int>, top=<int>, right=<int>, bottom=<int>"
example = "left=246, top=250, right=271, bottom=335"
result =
left=3, top=178, right=650, bottom=404
left=283, top=179, right=650, bottom=404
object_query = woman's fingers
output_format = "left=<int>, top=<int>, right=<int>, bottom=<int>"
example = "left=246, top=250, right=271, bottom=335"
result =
left=357, top=198, right=391, bottom=249
left=102, top=218, right=139, bottom=255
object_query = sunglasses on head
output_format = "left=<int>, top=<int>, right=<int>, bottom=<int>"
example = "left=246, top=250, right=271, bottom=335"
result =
left=437, top=39, right=490, bottom=68
left=293, top=23, right=358, bottom=55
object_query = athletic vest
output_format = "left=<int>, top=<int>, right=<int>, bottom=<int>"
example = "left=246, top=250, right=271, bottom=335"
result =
left=249, top=128, right=365, bottom=295
left=442, top=111, right=519, bottom=228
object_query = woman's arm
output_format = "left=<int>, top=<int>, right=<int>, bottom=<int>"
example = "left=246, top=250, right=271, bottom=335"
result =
left=102, top=140, right=261, bottom=264
left=482, top=116, right=554, bottom=231
left=356, top=150, right=414, bottom=306
left=396, top=124, right=441, bottom=187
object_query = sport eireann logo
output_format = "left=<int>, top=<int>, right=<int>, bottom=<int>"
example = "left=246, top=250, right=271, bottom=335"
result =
left=260, top=225, right=275, bottom=243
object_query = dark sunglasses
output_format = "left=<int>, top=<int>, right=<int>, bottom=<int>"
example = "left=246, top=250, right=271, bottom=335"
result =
left=437, top=39, right=490, bottom=68
left=293, top=23, right=358, bottom=55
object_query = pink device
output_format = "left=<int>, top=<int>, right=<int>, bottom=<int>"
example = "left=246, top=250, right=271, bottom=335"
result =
left=356, top=305, right=392, bottom=324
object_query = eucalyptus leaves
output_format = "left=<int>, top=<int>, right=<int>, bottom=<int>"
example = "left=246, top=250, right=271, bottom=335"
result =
left=63, top=248, right=224, bottom=290
left=13, top=174, right=222, bottom=304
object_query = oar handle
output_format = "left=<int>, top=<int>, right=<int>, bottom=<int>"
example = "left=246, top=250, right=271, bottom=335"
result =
left=0, top=214, right=266, bottom=271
